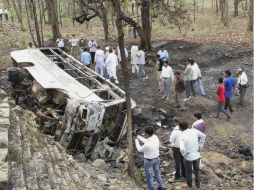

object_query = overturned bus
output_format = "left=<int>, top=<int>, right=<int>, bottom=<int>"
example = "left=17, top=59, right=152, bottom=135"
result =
left=9, top=48, right=133, bottom=159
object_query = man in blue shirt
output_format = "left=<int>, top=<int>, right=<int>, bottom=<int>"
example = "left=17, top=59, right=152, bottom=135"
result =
left=223, top=70, right=235, bottom=113
left=81, top=48, right=91, bottom=68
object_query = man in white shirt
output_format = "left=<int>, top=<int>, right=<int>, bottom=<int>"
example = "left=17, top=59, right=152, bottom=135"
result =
left=160, top=61, right=174, bottom=100
left=69, top=34, right=78, bottom=57
left=3, top=8, right=8, bottom=21
left=0, top=9, right=3, bottom=22
left=105, top=48, right=119, bottom=84
left=189, top=58, right=206, bottom=96
left=88, top=38, right=97, bottom=63
left=237, top=68, right=248, bottom=106
left=56, top=38, right=64, bottom=50
left=183, top=60, right=194, bottom=101
left=130, top=43, right=139, bottom=75
left=179, top=121, right=206, bottom=189
left=94, top=46, right=105, bottom=76
left=169, top=117, right=186, bottom=181
left=137, top=47, right=148, bottom=79
left=117, top=46, right=128, bottom=63
left=157, top=46, right=169, bottom=60
left=135, top=126, right=164, bottom=190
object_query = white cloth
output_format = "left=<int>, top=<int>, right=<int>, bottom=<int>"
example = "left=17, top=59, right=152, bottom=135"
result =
left=237, top=71, right=248, bottom=85
left=135, top=135, right=160, bottom=159
left=191, top=62, right=201, bottom=80
left=0, top=9, right=3, bottom=14
left=137, top=50, right=145, bottom=65
left=105, top=52, right=118, bottom=80
left=179, top=128, right=206, bottom=161
left=157, top=50, right=169, bottom=59
left=169, top=126, right=182, bottom=148
left=131, top=45, right=139, bottom=65
left=69, top=38, right=78, bottom=47
left=56, top=39, right=64, bottom=48
left=88, top=40, right=97, bottom=52
left=95, top=49, right=105, bottom=65
left=3, top=9, right=7, bottom=14
left=117, top=47, right=128, bottom=62
left=184, top=64, right=193, bottom=81
left=160, top=65, right=174, bottom=81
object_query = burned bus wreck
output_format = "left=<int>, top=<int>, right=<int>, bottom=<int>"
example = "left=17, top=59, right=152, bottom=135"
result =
left=9, top=48, right=133, bottom=159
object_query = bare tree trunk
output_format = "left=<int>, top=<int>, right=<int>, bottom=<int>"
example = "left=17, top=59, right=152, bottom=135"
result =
left=220, top=0, right=228, bottom=26
left=245, top=0, right=248, bottom=10
left=141, top=0, right=152, bottom=50
left=11, top=0, right=24, bottom=30
left=25, top=0, right=37, bottom=47
left=233, top=0, right=239, bottom=16
left=247, top=0, right=253, bottom=31
left=38, top=0, right=44, bottom=46
left=212, top=0, right=214, bottom=10
left=216, top=0, right=219, bottom=13
left=5, top=0, right=14, bottom=24
left=202, top=0, right=204, bottom=14
left=112, top=0, right=135, bottom=179
left=100, top=4, right=109, bottom=41
left=58, top=0, right=63, bottom=26
left=40, top=0, right=46, bottom=24
left=30, top=0, right=42, bottom=47
left=46, top=0, right=61, bottom=39
left=193, top=0, right=196, bottom=22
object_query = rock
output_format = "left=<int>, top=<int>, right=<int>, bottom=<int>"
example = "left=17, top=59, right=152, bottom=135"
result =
left=202, top=151, right=233, bottom=165
left=239, top=161, right=253, bottom=173
left=214, top=169, right=223, bottom=178
left=73, top=153, right=86, bottom=162
left=228, top=152, right=240, bottom=159
left=97, top=174, right=108, bottom=182
left=92, top=159, right=109, bottom=171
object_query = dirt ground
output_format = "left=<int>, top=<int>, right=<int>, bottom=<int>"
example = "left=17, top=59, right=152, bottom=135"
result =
left=0, top=20, right=253, bottom=189
left=117, top=40, right=253, bottom=189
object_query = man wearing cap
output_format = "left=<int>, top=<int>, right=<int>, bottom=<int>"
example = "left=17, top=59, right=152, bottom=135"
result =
left=237, top=68, right=248, bottom=106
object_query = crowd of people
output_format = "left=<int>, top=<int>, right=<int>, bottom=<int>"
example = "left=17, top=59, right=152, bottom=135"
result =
left=52, top=37, right=249, bottom=189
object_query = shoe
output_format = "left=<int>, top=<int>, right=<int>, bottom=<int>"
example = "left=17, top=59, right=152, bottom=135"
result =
left=184, top=98, right=190, bottom=102
left=166, top=97, right=169, bottom=100
left=174, top=105, right=181, bottom=108
left=115, top=80, right=119, bottom=84
left=161, top=95, right=166, bottom=99
left=214, top=116, right=219, bottom=119
left=143, top=76, right=148, bottom=79
left=179, top=108, right=185, bottom=111
left=226, top=116, right=231, bottom=121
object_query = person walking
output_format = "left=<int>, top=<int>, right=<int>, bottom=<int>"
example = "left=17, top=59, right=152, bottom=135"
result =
left=236, top=68, right=248, bottom=106
left=105, top=48, right=119, bottom=84
left=169, top=117, right=186, bottom=182
left=81, top=48, right=92, bottom=68
left=183, top=60, right=194, bottom=101
left=160, top=61, right=174, bottom=100
left=156, top=55, right=164, bottom=92
left=224, top=70, right=235, bottom=113
left=130, top=43, right=139, bottom=75
left=88, top=38, right=97, bottom=63
left=189, top=58, right=206, bottom=96
left=137, top=47, right=148, bottom=79
left=94, top=46, right=105, bottom=76
left=192, top=112, right=206, bottom=133
left=69, top=34, right=79, bottom=57
left=56, top=38, right=65, bottom=51
left=215, top=77, right=230, bottom=120
left=179, top=121, right=206, bottom=189
left=135, top=126, right=164, bottom=190
left=117, top=46, right=128, bottom=63
left=0, top=8, right=3, bottom=22
left=174, top=72, right=185, bottom=111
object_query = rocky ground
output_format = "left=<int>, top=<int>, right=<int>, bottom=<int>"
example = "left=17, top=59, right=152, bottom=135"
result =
left=117, top=40, right=253, bottom=189
left=0, top=21, right=253, bottom=189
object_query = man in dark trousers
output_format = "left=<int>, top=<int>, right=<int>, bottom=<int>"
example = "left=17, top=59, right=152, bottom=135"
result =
left=174, top=71, right=185, bottom=111
left=179, top=121, right=206, bottom=189
left=223, top=70, right=235, bottom=113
